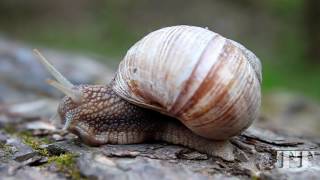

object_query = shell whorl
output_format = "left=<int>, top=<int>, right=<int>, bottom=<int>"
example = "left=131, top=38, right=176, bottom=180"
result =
left=112, top=25, right=261, bottom=140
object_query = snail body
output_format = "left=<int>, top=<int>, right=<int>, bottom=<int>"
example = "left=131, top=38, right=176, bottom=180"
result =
left=34, top=25, right=262, bottom=158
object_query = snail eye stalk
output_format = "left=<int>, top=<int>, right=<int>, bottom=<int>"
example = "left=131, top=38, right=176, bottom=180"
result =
left=33, top=49, right=82, bottom=103
left=46, top=79, right=82, bottom=103
left=33, top=49, right=74, bottom=88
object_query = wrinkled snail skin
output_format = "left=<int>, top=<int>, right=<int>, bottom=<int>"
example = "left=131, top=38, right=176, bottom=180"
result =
left=34, top=25, right=261, bottom=158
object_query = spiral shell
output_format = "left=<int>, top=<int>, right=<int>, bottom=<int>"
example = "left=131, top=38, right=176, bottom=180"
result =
left=112, top=25, right=262, bottom=140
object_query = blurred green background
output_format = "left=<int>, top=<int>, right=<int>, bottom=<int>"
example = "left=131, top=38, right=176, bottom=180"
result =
left=0, top=0, right=319, bottom=100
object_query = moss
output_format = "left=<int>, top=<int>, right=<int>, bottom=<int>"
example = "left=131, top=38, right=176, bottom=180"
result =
left=0, top=143, right=13, bottom=153
left=0, top=140, right=14, bottom=163
left=18, top=132, right=85, bottom=179
left=18, top=133, right=85, bottom=179
left=48, top=153, right=86, bottom=180
left=40, top=136, right=51, bottom=144
left=251, top=171, right=261, bottom=180
left=3, top=125, right=16, bottom=135
left=18, top=131, right=49, bottom=157
left=4, top=125, right=52, bottom=145
left=3, top=127, right=50, bottom=157
left=2, top=127, right=85, bottom=179
left=251, top=176, right=261, bottom=180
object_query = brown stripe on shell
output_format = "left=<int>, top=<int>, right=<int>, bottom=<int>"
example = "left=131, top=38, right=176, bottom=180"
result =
left=150, top=26, right=185, bottom=105
left=193, top=78, right=242, bottom=129
left=191, top=49, right=247, bottom=127
left=128, top=80, right=165, bottom=108
left=192, top=58, right=260, bottom=139
left=232, top=62, right=260, bottom=129
left=174, top=41, right=238, bottom=120
left=169, top=34, right=219, bottom=114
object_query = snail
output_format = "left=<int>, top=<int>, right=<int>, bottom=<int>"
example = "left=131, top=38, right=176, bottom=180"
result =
left=33, top=25, right=261, bottom=159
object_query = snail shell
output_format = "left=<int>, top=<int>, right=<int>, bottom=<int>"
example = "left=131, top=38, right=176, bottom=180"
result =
left=113, top=25, right=262, bottom=140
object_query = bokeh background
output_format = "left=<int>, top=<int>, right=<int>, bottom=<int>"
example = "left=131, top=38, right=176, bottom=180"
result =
left=0, top=0, right=319, bottom=100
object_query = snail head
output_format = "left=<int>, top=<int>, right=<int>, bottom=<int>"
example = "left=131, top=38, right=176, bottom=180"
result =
left=33, top=49, right=116, bottom=145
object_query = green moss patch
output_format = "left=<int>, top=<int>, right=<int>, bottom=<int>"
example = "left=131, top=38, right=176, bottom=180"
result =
left=18, top=131, right=50, bottom=157
left=3, top=127, right=86, bottom=179
left=0, top=142, right=14, bottom=162
left=48, top=153, right=86, bottom=180
left=19, top=132, right=86, bottom=179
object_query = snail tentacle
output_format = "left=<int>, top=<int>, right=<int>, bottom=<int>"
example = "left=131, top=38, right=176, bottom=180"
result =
left=46, top=79, right=82, bottom=103
left=33, top=49, right=74, bottom=88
